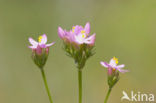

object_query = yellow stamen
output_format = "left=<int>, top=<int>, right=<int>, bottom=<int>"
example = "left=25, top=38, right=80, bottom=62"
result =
left=81, top=30, right=85, bottom=34
left=72, top=27, right=75, bottom=32
left=113, top=68, right=116, bottom=71
left=113, top=57, right=119, bottom=64
left=38, top=36, right=43, bottom=43
left=72, top=27, right=75, bottom=30
left=82, top=34, right=85, bottom=38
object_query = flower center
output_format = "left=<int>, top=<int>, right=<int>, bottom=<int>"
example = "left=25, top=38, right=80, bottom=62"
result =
left=113, top=57, right=118, bottom=64
left=38, top=36, right=43, bottom=43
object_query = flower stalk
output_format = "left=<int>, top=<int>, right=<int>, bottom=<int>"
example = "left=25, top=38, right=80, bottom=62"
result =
left=78, top=70, right=82, bottom=103
left=41, top=68, right=53, bottom=103
left=104, top=88, right=112, bottom=103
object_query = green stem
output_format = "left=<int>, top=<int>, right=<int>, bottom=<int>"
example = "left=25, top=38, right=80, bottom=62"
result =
left=104, top=88, right=112, bottom=103
left=41, top=69, right=53, bottom=103
left=78, top=70, right=82, bottom=103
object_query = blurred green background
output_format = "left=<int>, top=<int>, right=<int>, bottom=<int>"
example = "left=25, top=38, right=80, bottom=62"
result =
left=0, top=0, right=156, bottom=103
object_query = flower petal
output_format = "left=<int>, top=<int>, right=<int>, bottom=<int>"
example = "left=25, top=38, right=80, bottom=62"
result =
left=28, top=46, right=36, bottom=49
left=73, top=25, right=83, bottom=34
left=28, top=37, right=38, bottom=47
left=40, top=34, right=47, bottom=44
left=117, top=68, right=129, bottom=73
left=84, top=22, right=90, bottom=34
left=46, top=42, right=55, bottom=47
left=74, top=34, right=85, bottom=44
left=116, top=64, right=125, bottom=69
left=84, top=33, right=96, bottom=45
left=40, top=44, right=46, bottom=48
left=58, top=27, right=65, bottom=39
left=100, top=61, right=109, bottom=68
left=109, top=58, right=117, bottom=67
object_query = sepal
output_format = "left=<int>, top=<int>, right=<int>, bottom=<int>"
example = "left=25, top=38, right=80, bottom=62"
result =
left=32, top=47, right=49, bottom=69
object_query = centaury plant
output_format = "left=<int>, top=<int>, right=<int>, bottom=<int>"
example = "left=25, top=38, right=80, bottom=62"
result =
left=100, top=57, right=129, bottom=103
left=58, top=22, right=96, bottom=103
left=28, top=34, right=55, bottom=103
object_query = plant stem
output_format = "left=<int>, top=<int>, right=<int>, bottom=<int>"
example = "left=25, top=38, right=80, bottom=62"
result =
left=104, top=88, right=112, bottom=103
left=78, top=70, right=82, bottom=103
left=41, top=69, right=53, bottom=103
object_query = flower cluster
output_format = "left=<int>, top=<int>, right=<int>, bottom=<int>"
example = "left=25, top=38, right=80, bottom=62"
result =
left=28, top=23, right=129, bottom=103
left=28, top=34, right=55, bottom=69
left=100, top=57, right=128, bottom=88
left=58, top=22, right=95, bottom=47
left=58, top=22, right=96, bottom=69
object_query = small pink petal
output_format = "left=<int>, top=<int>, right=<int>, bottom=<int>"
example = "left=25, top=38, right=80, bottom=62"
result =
left=28, top=46, right=36, bottom=49
left=40, top=44, right=46, bottom=48
left=100, top=61, right=109, bottom=68
left=58, top=27, right=65, bottom=39
left=84, top=33, right=96, bottom=46
left=74, top=34, right=84, bottom=44
left=84, top=22, right=90, bottom=34
left=46, top=42, right=55, bottom=47
left=74, top=25, right=83, bottom=34
left=40, top=34, right=47, bottom=44
left=116, top=64, right=125, bottom=69
left=117, top=68, right=129, bottom=73
left=109, top=58, right=117, bottom=67
left=28, top=37, right=38, bottom=47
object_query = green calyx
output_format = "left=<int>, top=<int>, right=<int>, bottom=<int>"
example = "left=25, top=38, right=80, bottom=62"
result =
left=108, top=71, right=119, bottom=89
left=64, top=43, right=95, bottom=70
left=32, top=48, right=49, bottom=69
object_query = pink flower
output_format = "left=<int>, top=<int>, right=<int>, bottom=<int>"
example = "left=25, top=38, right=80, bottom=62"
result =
left=28, top=34, right=55, bottom=69
left=58, top=22, right=96, bottom=47
left=101, top=57, right=128, bottom=88
left=28, top=34, right=55, bottom=55
left=100, top=57, right=129, bottom=73
left=58, top=23, right=96, bottom=69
